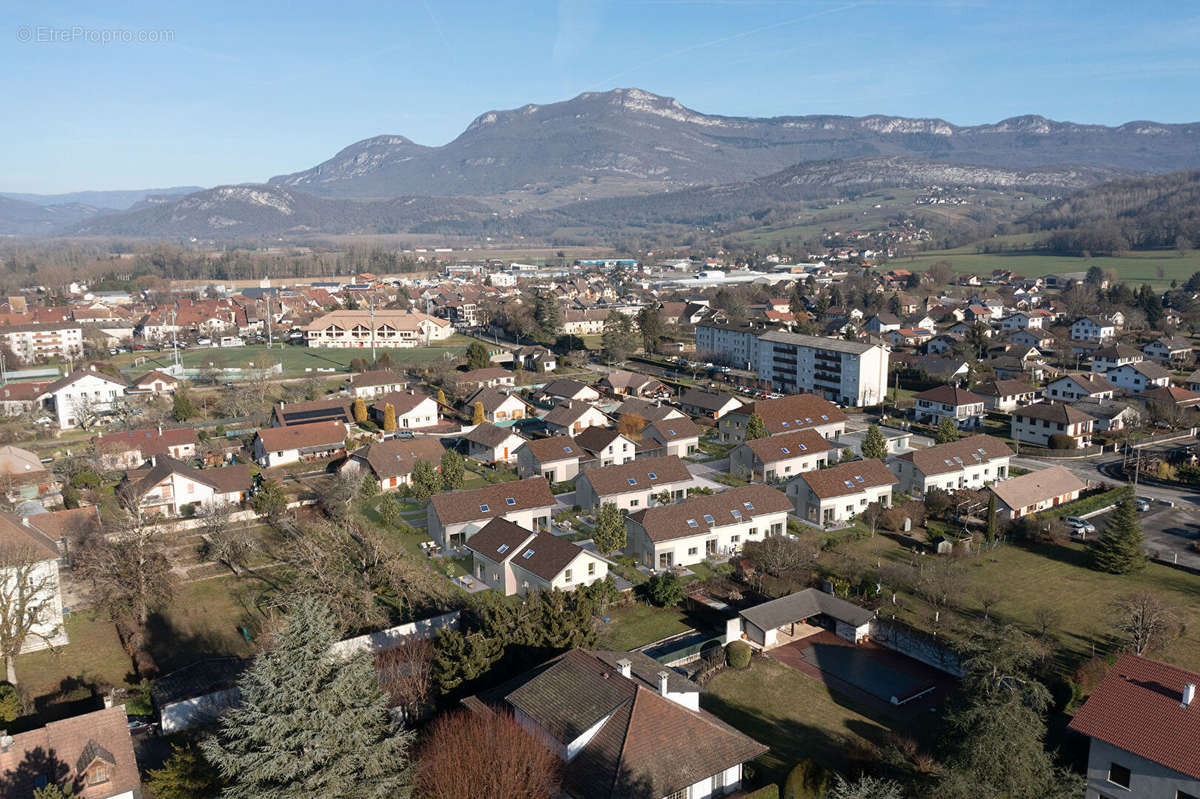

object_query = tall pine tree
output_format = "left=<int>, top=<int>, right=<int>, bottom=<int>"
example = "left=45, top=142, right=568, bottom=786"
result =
left=744, top=413, right=768, bottom=441
left=1092, top=490, right=1146, bottom=574
left=203, top=596, right=415, bottom=799
left=861, top=424, right=888, bottom=461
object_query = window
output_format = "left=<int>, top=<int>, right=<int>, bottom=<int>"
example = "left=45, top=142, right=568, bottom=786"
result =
left=687, top=547, right=698, bottom=556
left=564, top=569, right=572, bottom=582
left=748, top=527, right=758, bottom=536
left=630, top=499, right=639, bottom=507
left=523, top=549, right=534, bottom=559
left=647, top=472, right=657, bottom=480
left=687, top=519, right=698, bottom=528
left=743, top=501, right=754, bottom=510
left=564, top=446, right=573, bottom=453
left=703, top=514, right=715, bottom=524
left=664, top=789, right=689, bottom=799
left=479, top=504, right=490, bottom=513
left=497, top=544, right=509, bottom=554
left=1107, top=763, right=1131, bottom=789
left=587, top=562, right=595, bottom=576
left=628, top=478, right=638, bottom=486
left=87, top=765, right=111, bottom=786
left=780, top=447, right=790, bottom=454
left=730, top=509, right=742, bottom=520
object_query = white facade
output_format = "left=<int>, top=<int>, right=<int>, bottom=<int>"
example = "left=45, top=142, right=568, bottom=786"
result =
left=1106, top=364, right=1171, bottom=393
left=786, top=479, right=894, bottom=525
left=626, top=510, right=787, bottom=570
left=1071, top=317, right=1116, bottom=342
left=41, top=372, right=128, bottom=430
left=755, top=332, right=889, bottom=407
left=694, top=324, right=760, bottom=369
left=1, top=325, right=84, bottom=364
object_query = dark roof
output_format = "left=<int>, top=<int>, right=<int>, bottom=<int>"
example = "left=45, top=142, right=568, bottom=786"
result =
left=127, top=456, right=252, bottom=498
left=465, top=518, right=590, bottom=581
left=677, top=388, right=742, bottom=413
left=429, top=477, right=556, bottom=525
left=370, top=390, right=436, bottom=417
left=463, top=422, right=524, bottom=449
left=518, top=435, right=582, bottom=464
left=256, top=420, right=347, bottom=452
left=273, top=398, right=352, bottom=426
left=352, top=437, right=445, bottom=479
left=913, top=384, right=987, bottom=406
left=627, top=484, right=791, bottom=542
left=728, top=393, right=847, bottom=435
left=466, top=386, right=527, bottom=413
left=575, top=426, right=630, bottom=454
left=1138, top=385, right=1200, bottom=406
left=1069, top=654, right=1200, bottom=781
left=94, top=426, right=197, bottom=454
left=739, top=428, right=835, bottom=464
left=1052, top=373, right=1115, bottom=394
left=645, top=417, right=700, bottom=442
left=972, top=379, right=1038, bottom=398
left=895, top=433, right=1012, bottom=477
left=1013, top=402, right=1096, bottom=424
left=463, top=517, right=536, bottom=562
left=0, top=707, right=141, bottom=799
left=0, top=513, right=61, bottom=560
left=614, top=397, right=682, bottom=423
left=988, top=465, right=1086, bottom=511
left=580, top=456, right=692, bottom=498
left=348, top=369, right=405, bottom=387
left=794, top=459, right=897, bottom=500
left=544, top=399, right=608, bottom=428
left=540, top=379, right=595, bottom=399
left=741, top=588, right=874, bottom=631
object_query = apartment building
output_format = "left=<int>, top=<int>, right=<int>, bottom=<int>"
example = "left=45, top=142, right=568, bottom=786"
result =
left=303, top=310, right=453, bottom=348
left=890, top=433, right=1013, bottom=495
left=0, top=323, right=84, bottom=364
left=755, top=331, right=889, bottom=407
left=694, top=321, right=764, bottom=369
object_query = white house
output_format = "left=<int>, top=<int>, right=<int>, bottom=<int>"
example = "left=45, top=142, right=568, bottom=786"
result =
left=542, top=400, right=610, bottom=437
left=574, top=427, right=637, bottom=467
left=515, top=436, right=583, bottom=483
left=971, top=379, right=1041, bottom=412
left=1000, top=311, right=1043, bottom=331
left=729, top=589, right=875, bottom=650
left=537, top=379, right=601, bottom=404
left=370, top=391, right=441, bottom=430
left=912, top=385, right=987, bottom=430
left=1106, top=361, right=1172, bottom=394
left=38, top=368, right=129, bottom=430
left=1010, top=403, right=1096, bottom=449
left=304, top=310, right=453, bottom=348
left=426, top=478, right=557, bottom=549
left=120, top=457, right=252, bottom=517
left=465, top=386, right=531, bottom=424
left=1046, top=373, right=1116, bottom=402
left=987, top=465, right=1086, bottom=520
left=642, top=417, right=701, bottom=459
left=575, top=456, right=693, bottom=512
left=1090, top=344, right=1144, bottom=374
left=338, top=437, right=445, bottom=492
left=345, top=369, right=408, bottom=399
left=786, top=459, right=896, bottom=525
left=1143, top=336, right=1193, bottom=364
left=625, top=485, right=791, bottom=570
left=677, top=389, right=743, bottom=420
left=0, top=513, right=68, bottom=655
left=890, top=434, right=1012, bottom=495
left=728, top=428, right=837, bottom=482
left=462, top=422, right=527, bottom=464
left=93, top=426, right=198, bottom=471
left=253, top=420, right=348, bottom=468
left=1071, top=316, right=1116, bottom=343
left=465, top=517, right=609, bottom=597
left=718, top=394, right=847, bottom=444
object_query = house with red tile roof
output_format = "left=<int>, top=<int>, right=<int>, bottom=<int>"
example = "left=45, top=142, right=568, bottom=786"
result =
left=0, top=705, right=140, bottom=798
left=786, top=459, right=896, bottom=525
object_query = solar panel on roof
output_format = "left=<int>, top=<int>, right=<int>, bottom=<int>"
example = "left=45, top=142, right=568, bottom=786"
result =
left=480, top=504, right=490, bottom=512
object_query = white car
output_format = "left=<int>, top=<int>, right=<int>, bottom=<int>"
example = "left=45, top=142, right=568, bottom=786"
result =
left=1064, top=516, right=1096, bottom=535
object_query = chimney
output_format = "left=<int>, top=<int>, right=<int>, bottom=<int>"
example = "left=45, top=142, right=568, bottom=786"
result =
left=1183, top=683, right=1196, bottom=708
left=616, top=658, right=632, bottom=679
left=157, top=424, right=163, bottom=436
left=149, top=456, right=156, bottom=468
left=657, top=670, right=669, bottom=697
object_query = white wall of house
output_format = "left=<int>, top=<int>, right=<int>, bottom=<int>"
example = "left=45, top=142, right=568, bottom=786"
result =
left=1011, top=415, right=1093, bottom=448
left=575, top=478, right=690, bottom=512
left=45, top=374, right=126, bottom=429
left=626, top=512, right=787, bottom=569
left=427, top=506, right=554, bottom=549
left=728, top=447, right=830, bottom=482
left=787, top=481, right=893, bottom=525
left=516, top=451, right=579, bottom=483
left=588, top=434, right=637, bottom=467
left=396, top=397, right=440, bottom=429
left=3, top=557, right=67, bottom=654
left=914, top=398, right=984, bottom=429
left=1105, top=365, right=1170, bottom=393
left=890, top=456, right=1010, bottom=495
left=1081, top=735, right=1200, bottom=799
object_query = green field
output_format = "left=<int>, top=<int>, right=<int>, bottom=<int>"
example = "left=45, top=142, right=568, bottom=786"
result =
left=896, top=245, right=1200, bottom=289
left=112, top=335, right=475, bottom=379
left=595, top=603, right=693, bottom=651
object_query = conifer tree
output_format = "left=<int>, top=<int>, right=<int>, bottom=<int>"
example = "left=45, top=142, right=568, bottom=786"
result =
left=352, top=397, right=367, bottom=424
left=472, top=402, right=485, bottom=425
left=1092, top=490, right=1146, bottom=574
left=935, top=416, right=960, bottom=444
left=744, top=413, right=768, bottom=441
left=861, top=424, right=888, bottom=461
left=203, top=596, right=415, bottom=799
left=383, top=402, right=397, bottom=431
left=592, top=502, right=626, bottom=554
left=985, top=492, right=998, bottom=541
left=440, top=450, right=465, bottom=491
left=410, top=460, right=440, bottom=502
left=436, top=389, right=447, bottom=406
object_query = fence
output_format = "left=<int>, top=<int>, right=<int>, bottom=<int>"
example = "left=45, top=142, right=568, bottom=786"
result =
left=1020, top=444, right=1104, bottom=459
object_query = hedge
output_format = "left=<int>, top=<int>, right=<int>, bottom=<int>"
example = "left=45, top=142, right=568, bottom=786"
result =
left=741, top=787, right=779, bottom=799
left=1042, top=487, right=1128, bottom=520
left=726, top=640, right=752, bottom=669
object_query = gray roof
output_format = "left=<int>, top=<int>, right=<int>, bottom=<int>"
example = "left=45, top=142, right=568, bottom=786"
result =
left=759, top=330, right=877, bottom=354
left=740, top=588, right=874, bottom=631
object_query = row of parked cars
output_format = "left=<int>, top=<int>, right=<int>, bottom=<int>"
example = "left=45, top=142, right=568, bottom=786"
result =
left=1066, top=497, right=1152, bottom=538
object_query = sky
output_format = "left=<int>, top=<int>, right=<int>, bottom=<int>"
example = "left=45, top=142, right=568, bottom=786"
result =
left=3, top=0, right=1198, bottom=194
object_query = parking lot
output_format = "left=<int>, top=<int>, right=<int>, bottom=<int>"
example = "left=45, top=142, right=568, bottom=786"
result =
left=1091, top=504, right=1200, bottom=571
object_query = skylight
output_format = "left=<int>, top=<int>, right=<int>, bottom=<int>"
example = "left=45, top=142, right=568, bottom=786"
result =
left=497, top=544, right=509, bottom=553
left=522, top=550, right=534, bottom=559
left=480, top=504, right=490, bottom=513
left=505, top=497, right=516, bottom=506
left=731, top=509, right=742, bottom=520
left=804, top=417, right=812, bottom=423
left=627, top=478, right=637, bottom=486
left=781, top=421, right=789, bottom=427
left=647, top=472, right=657, bottom=480
left=667, top=429, right=676, bottom=436
left=687, top=519, right=699, bottom=528
left=564, top=446, right=573, bottom=453
left=703, top=514, right=715, bottom=524
left=744, top=501, right=754, bottom=510
left=854, top=475, right=863, bottom=482
left=821, top=414, right=829, bottom=420
left=799, top=444, right=807, bottom=451
left=780, top=447, right=791, bottom=454
left=844, top=480, right=854, bottom=488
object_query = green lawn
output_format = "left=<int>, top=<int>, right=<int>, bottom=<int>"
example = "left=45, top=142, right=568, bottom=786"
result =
left=146, top=575, right=267, bottom=673
left=596, top=603, right=692, bottom=651
left=703, top=659, right=900, bottom=786
left=897, top=246, right=1200, bottom=289
left=17, top=611, right=132, bottom=706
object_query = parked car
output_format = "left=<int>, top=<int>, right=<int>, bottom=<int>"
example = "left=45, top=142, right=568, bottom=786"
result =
left=1064, top=516, right=1096, bottom=534
left=1135, top=497, right=1152, bottom=512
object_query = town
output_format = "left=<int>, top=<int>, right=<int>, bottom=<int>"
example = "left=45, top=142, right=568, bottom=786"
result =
left=0, top=248, right=1195, bottom=799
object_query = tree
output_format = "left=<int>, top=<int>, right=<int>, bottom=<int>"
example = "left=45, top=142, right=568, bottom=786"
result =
left=644, top=572, right=685, bottom=607
left=934, top=416, right=960, bottom=444
left=860, top=501, right=886, bottom=537
left=923, top=486, right=955, bottom=521
left=0, top=544, right=64, bottom=684
left=827, top=774, right=903, bottom=799
left=376, top=638, right=436, bottom=723
left=32, top=785, right=74, bottom=799
left=250, top=479, right=289, bottom=525
left=0, top=681, right=19, bottom=722
left=592, top=502, right=626, bottom=554
left=146, top=743, right=224, bottom=799
left=465, top=341, right=491, bottom=371
left=532, top=294, right=564, bottom=342
left=471, top=402, right=485, bottom=425
left=436, top=389, right=447, bottom=407
left=383, top=402, right=397, bottom=431
left=783, top=759, right=830, bottom=799
left=173, top=389, right=198, bottom=422
left=744, top=413, right=768, bottom=441
left=1091, top=490, right=1145, bottom=574
left=200, top=502, right=259, bottom=575
left=75, top=518, right=173, bottom=628
left=440, top=450, right=465, bottom=491
left=861, top=424, right=887, bottom=461
left=352, top=397, right=368, bottom=423
left=985, top=492, right=998, bottom=541
left=636, top=306, right=665, bottom=354
left=742, top=533, right=818, bottom=577
left=600, top=311, right=637, bottom=363
left=616, top=412, right=645, bottom=439
left=410, top=460, right=440, bottom=502
left=416, top=710, right=562, bottom=799
left=202, top=597, right=415, bottom=799
left=378, top=495, right=403, bottom=527
left=1110, top=592, right=1178, bottom=655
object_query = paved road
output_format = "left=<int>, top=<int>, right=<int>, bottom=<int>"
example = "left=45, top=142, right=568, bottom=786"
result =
left=1091, top=504, right=1200, bottom=570
left=1011, top=455, right=1200, bottom=509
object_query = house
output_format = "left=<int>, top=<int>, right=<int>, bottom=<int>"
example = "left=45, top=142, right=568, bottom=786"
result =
left=0, top=705, right=141, bottom=799
left=344, top=369, right=408, bottom=399
left=0, top=445, right=60, bottom=504
left=1011, top=403, right=1096, bottom=449
left=0, top=512, right=67, bottom=654
left=464, top=386, right=531, bottom=424
left=253, top=420, right=348, bottom=467
left=728, top=589, right=875, bottom=649
left=718, top=394, right=847, bottom=444
left=0, top=380, right=52, bottom=417
left=575, top=455, right=693, bottom=512
left=536, top=379, right=601, bottom=404
left=1009, top=329, right=1055, bottom=350
left=1090, top=344, right=1144, bottom=374
left=677, top=389, right=743, bottom=420
left=863, top=312, right=902, bottom=333
left=543, top=400, right=610, bottom=437
left=728, top=428, right=837, bottom=482
left=886, top=328, right=934, bottom=348
left=642, top=417, right=701, bottom=459
left=615, top=397, right=687, bottom=424
left=37, top=368, right=129, bottom=430
left=625, top=484, right=791, bottom=569
left=1143, top=335, right=1193, bottom=364
left=1069, top=654, right=1200, bottom=799
left=925, top=334, right=962, bottom=356
left=1187, top=368, right=1200, bottom=393
left=452, top=367, right=516, bottom=392
left=972, top=379, right=1040, bottom=412
left=909, top=355, right=971, bottom=383
left=120, top=457, right=252, bottom=517
left=463, top=422, right=527, bottom=464
left=1138, top=385, right=1200, bottom=411
left=125, top=369, right=180, bottom=396
left=513, top=345, right=557, bottom=372
left=1071, top=316, right=1116, bottom=342
left=1106, top=361, right=1172, bottom=394
left=516, top=436, right=584, bottom=483
left=337, top=437, right=445, bottom=492
left=427, top=478, right=556, bottom=549
left=598, top=370, right=668, bottom=399
left=575, top=427, right=637, bottom=467
left=1000, top=311, right=1044, bottom=331
left=1073, top=397, right=1141, bottom=432
left=303, top=309, right=452, bottom=348
left=987, top=465, right=1086, bottom=520
left=484, top=649, right=766, bottom=799
left=890, top=434, right=1012, bottom=496
left=92, top=426, right=198, bottom=471
left=1046, top=373, right=1116, bottom=402
left=465, top=518, right=609, bottom=596
left=786, top=459, right=897, bottom=525
left=912, top=385, right=987, bottom=430
left=369, top=391, right=440, bottom=430
left=272, top=398, right=353, bottom=427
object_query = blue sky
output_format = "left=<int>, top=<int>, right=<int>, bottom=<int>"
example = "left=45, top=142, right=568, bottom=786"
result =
left=3, top=0, right=1198, bottom=193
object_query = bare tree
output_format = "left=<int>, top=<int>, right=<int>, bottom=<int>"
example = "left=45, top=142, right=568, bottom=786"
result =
left=199, top=503, right=258, bottom=574
left=1032, top=604, right=1063, bottom=640
left=375, top=638, right=436, bottom=722
left=75, top=518, right=174, bottom=627
left=917, top=558, right=967, bottom=615
left=741, top=531, right=819, bottom=578
left=0, top=544, right=63, bottom=685
left=972, top=581, right=1005, bottom=622
left=416, top=709, right=563, bottom=799
left=1111, top=592, right=1179, bottom=656
left=70, top=394, right=101, bottom=431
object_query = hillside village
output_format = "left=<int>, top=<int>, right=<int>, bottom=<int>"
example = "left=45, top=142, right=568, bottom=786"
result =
left=0, top=253, right=1197, bottom=798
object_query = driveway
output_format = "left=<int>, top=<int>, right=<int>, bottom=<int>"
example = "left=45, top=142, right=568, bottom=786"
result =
left=1092, top=505, right=1200, bottom=570
left=687, top=459, right=728, bottom=492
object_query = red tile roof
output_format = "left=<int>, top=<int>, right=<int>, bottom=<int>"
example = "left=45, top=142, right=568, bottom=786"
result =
left=729, top=394, right=846, bottom=435
left=795, top=459, right=897, bottom=500
left=628, top=484, right=791, bottom=542
left=429, top=477, right=556, bottom=525
left=1069, top=654, right=1200, bottom=780
left=256, top=420, right=347, bottom=452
